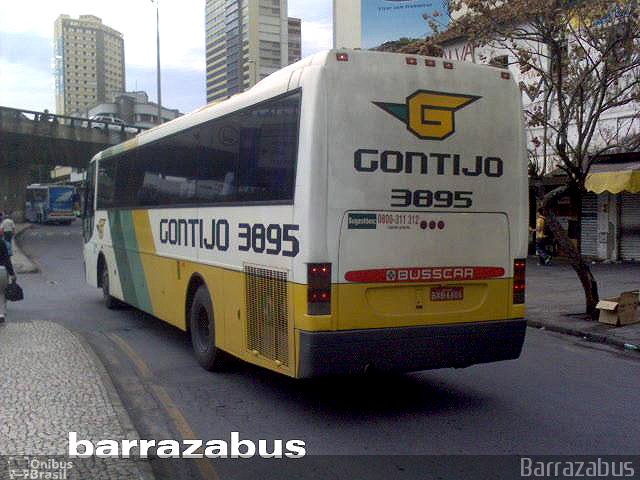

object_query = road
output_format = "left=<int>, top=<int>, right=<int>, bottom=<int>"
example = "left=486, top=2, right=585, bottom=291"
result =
left=10, top=223, right=640, bottom=479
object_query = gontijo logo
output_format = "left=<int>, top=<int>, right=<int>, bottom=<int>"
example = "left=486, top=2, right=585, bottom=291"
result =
left=374, top=90, right=481, bottom=140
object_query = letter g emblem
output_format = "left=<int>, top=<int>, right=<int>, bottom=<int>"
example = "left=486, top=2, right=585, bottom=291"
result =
left=407, top=91, right=480, bottom=140
left=374, top=90, right=481, bottom=141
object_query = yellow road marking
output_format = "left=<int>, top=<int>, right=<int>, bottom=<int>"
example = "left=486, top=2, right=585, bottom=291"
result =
left=108, top=332, right=221, bottom=480
left=107, top=332, right=153, bottom=379
left=151, top=384, right=221, bottom=480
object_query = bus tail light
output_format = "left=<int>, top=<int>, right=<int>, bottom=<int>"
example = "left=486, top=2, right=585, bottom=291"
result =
left=308, top=263, right=331, bottom=315
left=336, top=53, right=349, bottom=62
left=513, top=259, right=526, bottom=304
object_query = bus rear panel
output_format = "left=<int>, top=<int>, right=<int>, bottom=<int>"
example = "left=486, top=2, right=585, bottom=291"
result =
left=295, top=50, right=528, bottom=376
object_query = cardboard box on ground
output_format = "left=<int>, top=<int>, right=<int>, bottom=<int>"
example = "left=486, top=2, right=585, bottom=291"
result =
left=596, top=291, right=640, bottom=326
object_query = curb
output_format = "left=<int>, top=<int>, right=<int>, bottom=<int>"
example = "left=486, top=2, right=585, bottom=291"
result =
left=526, top=319, right=640, bottom=353
left=13, top=224, right=39, bottom=274
left=74, top=332, right=157, bottom=480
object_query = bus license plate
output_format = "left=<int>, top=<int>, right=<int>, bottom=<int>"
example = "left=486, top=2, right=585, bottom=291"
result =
left=430, top=287, right=464, bottom=302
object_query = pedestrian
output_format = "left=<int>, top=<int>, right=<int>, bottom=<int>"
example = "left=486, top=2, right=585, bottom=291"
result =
left=0, top=230, right=16, bottom=322
left=1, top=212, right=16, bottom=257
left=536, top=209, right=552, bottom=265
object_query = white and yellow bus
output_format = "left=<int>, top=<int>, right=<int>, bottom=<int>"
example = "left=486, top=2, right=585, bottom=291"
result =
left=83, top=49, right=528, bottom=378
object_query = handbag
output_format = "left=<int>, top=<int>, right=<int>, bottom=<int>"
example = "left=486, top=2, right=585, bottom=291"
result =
left=5, top=280, right=24, bottom=302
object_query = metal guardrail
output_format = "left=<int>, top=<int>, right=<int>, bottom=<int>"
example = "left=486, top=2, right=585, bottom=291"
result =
left=0, top=106, right=148, bottom=134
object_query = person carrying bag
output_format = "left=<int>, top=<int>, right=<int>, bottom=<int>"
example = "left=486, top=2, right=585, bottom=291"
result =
left=0, top=233, right=17, bottom=323
left=1, top=212, right=16, bottom=256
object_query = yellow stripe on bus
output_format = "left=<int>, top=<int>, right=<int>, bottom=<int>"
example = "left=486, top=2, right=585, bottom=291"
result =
left=130, top=210, right=183, bottom=327
left=291, top=279, right=524, bottom=331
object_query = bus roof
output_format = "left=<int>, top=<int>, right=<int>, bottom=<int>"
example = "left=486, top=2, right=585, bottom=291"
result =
left=90, top=49, right=511, bottom=164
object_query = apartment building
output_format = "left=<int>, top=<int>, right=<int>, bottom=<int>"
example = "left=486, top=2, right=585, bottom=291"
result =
left=54, top=14, right=125, bottom=115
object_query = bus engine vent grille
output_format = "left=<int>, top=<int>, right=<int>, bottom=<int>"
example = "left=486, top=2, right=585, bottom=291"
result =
left=245, top=265, right=289, bottom=367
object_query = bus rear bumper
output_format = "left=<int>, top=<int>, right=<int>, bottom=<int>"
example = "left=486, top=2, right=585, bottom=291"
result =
left=297, top=319, right=526, bottom=378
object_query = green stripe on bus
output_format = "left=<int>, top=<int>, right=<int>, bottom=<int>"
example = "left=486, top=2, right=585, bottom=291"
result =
left=109, top=211, right=136, bottom=305
left=119, top=211, right=154, bottom=314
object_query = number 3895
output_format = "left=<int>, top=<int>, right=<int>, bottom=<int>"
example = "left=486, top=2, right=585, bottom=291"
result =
left=391, top=189, right=473, bottom=209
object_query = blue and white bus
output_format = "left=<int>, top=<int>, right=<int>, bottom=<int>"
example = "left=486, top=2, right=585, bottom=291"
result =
left=25, top=184, right=77, bottom=224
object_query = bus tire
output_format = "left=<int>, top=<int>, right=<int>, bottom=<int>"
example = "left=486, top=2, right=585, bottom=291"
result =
left=189, top=285, right=225, bottom=371
left=101, top=266, right=120, bottom=310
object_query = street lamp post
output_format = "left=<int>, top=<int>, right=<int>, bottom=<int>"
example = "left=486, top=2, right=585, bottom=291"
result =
left=152, top=0, right=162, bottom=125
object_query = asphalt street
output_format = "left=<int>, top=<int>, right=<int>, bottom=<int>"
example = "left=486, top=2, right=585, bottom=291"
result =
left=9, top=223, right=640, bottom=479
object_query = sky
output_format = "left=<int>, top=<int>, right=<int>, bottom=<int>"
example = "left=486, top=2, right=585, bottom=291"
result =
left=0, top=0, right=333, bottom=115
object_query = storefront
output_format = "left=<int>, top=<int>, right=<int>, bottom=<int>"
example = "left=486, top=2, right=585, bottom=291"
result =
left=583, top=161, right=640, bottom=261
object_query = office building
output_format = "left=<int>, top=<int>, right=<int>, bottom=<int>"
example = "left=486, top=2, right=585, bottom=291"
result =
left=288, top=17, right=301, bottom=64
left=205, top=0, right=290, bottom=104
left=54, top=14, right=125, bottom=115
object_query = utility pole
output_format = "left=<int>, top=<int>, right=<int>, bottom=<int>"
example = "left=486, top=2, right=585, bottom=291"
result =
left=152, top=0, right=162, bottom=124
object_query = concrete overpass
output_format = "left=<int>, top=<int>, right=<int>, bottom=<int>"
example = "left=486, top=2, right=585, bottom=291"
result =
left=0, top=106, right=145, bottom=219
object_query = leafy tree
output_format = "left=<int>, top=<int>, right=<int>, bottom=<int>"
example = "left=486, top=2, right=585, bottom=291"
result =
left=426, top=0, right=640, bottom=317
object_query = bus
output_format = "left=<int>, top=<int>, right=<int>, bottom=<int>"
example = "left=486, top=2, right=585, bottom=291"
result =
left=26, top=184, right=77, bottom=224
left=83, top=49, right=528, bottom=378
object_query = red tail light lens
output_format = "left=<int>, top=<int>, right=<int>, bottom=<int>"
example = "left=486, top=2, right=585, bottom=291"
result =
left=406, top=57, right=417, bottom=65
left=513, top=259, right=526, bottom=304
left=336, top=53, right=349, bottom=62
left=308, top=263, right=331, bottom=315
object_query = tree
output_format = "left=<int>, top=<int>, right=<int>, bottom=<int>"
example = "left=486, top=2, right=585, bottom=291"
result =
left=426, top=0, right=640, bottom=317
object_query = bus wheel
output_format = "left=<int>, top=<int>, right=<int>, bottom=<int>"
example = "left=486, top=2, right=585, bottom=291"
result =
left=101, top=266, right=119, bottom=310
left=189, top=285, right=225, bottom=371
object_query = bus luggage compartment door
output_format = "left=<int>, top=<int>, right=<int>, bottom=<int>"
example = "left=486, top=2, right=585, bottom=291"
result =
left=337, top=211, right=511, bottom=330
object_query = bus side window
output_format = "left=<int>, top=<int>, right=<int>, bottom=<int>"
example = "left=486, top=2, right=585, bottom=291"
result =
left=236, top=92, right=300, bottom=202
left=97, top=159, right=117, bottom=209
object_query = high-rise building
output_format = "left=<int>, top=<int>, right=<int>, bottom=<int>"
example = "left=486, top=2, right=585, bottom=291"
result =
left=205, top=0, right=290, bottom=104
left=287, top=17, right=301, bottom=64
left=54, top=14, right=125, bottom=115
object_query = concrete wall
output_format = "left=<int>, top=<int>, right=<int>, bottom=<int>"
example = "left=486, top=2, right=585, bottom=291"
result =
left=597, top=193, right=620, bottom=261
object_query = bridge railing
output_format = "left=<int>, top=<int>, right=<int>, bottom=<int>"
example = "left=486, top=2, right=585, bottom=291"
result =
left=0, top=106, right=148, bottom=134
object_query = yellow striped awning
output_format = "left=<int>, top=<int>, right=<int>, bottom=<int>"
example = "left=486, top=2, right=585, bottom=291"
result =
left=586, top=161, right=640, bottom=194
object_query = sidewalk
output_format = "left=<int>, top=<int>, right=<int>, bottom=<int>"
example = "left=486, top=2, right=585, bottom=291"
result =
left=12, top=223, right=39, bottom=273
left=527, top=258, right=640, bottom=351
left=0, top=320, right=154, bottom=479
